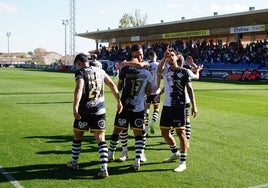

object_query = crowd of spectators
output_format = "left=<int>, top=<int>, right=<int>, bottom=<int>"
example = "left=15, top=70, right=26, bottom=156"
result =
left=94, top=38, right=268, bottom=71
left=96, top=39, right=268, bottom=68
left=91, top=38, right=268, bottom=81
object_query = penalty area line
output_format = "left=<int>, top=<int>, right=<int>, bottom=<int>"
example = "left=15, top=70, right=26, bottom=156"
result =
left=0, top=166, right=24, bottom=188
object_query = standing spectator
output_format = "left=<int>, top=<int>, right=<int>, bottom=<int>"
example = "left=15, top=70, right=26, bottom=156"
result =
left=108, top=44, right=152, bottom=171
left=66, top=53, right=123, bottom=178
left=157, top=48, right=198, bottom=172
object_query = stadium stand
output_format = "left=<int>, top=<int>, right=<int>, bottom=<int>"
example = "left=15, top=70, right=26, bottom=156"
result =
left=76, top=8, right=268, bottom=81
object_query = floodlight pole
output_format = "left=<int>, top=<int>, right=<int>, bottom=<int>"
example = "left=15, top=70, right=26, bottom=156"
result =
left=62, top=19, right=69, bottom=65
left=6, top=32, right=11, bottom=64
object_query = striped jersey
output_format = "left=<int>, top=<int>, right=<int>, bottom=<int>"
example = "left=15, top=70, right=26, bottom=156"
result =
left=119, top=66, right=153, bottom=112
left=75, top=66, right=108, bottom=115
left=161, top=66, right=191, bottom=107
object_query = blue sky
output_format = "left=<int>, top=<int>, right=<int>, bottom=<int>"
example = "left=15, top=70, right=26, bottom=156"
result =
left=0, top=0, right=267, bottom=55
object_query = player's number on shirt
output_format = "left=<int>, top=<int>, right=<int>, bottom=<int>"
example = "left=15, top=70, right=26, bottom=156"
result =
left=88, top=80, right=102, bottom=99
left=130, top=79, right=143, bottom=96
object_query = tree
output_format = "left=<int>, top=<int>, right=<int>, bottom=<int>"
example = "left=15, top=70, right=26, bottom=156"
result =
left=119, top=13, right=134, bottom=28
left=133, top=9, right=147, bottom=26
left=18, top=53, right=27, bottom=58
left=32, top=47, right=47, bottom=64
left=119, top=9, right=147, bottom=28
left=27, top=51, right=33, bottom=56
left=34, top=47, right=46, bottom=55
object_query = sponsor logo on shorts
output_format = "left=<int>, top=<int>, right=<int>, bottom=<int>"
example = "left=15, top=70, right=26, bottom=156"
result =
left=135, top=118, right=143, bottom=128
left=98, top=120, right=106, bottom=129
left=78, top=121, right=88, bottom=129
left=118, top=118, right=127, bottom=126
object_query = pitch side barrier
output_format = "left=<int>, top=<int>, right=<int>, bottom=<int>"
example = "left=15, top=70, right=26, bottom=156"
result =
left=202, top=68, right=268, bottom=80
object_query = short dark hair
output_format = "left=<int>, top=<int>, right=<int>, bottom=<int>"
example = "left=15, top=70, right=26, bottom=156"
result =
left=74, top=53, right=88, bottom=64
left=148, top=50, right=156, bottom=57
left=176, top=54, right=184, bottom=65
left=131, top=44, right=142, bottom=52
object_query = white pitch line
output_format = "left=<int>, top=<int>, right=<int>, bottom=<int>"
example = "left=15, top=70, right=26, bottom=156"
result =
left=0, top=166, right=24, bottom=188
left=198, top=94, right=268, bottom=105
left=248, top=183, right=268, bottom=188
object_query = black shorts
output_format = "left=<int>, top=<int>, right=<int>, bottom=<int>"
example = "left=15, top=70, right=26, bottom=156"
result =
left=73, top=113, right=106, bottom=132
left=146, top=94, right=160, bottom=104
left=114, top=110, right=144, bottom=130
left=160, top=106, right=185, bottom=129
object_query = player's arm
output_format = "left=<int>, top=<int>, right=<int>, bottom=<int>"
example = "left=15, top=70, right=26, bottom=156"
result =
left=187, top=69, right=200, bottom=80
left=156, top=71, right=161, bottom=90
left=186, top=82, right=197, bottom=117
left=186, top=56, right=197, bottom=69
left=158, top=49, right=169, bottom=74
left=118, top=58, right=149, bottom=69
left=104, top=76, right=123, bottom=114
left=73, top=78, right=84, bottom=120
left=125, top=61, right=149, bottom=69
left=154, top=87, right=164, bottom=102
left=187, top=56, right=203, bottom=76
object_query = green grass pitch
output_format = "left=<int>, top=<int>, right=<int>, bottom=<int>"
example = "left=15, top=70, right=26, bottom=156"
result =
left=0, top=68, right=267, bottom=188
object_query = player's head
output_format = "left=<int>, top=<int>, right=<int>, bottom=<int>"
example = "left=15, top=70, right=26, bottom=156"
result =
left=131, top=44, right=143, bottom=62
left=176, top=54, right=184, bottom=67
left=91, top=54, right=98, bottom=60
left=165, top=48, right=184, bottom=67
left=148, top=50, right=157, bottom=61
left=165, top=48, right=176, bottom=64
left=74, top=53, right=89, bottom=69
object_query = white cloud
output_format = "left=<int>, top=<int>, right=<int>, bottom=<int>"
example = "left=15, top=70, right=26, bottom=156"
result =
left=97, top=9, right=105, bottom=16
left=110, top=3, right=117, bottom=8
left=209, top=3, right=248, bottom=15
left=226, top=4, right=248, bottom=12
left=166, top=3, right=181, bottom=8
left=0, top=3, right=19, bottom=13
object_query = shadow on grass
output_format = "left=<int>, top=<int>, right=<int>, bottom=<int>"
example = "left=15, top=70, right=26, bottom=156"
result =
left=24, top=135, right=96, bottom=143
left=1, top=92, right=71, bottom=96
left=24, top=134, right=169, bottom=155
left=11, top=134, right=172, bottom=181
left=21, top=68, right=74, bottom=74
left=17, top=101, right=72, bottom=104
left=24, top=135, right=98, bottom=155
left=1, top=161, right=171, bottom=182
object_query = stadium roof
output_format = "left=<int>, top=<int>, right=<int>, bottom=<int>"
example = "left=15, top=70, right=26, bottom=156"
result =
left=76, top=8, right=268, bottom=42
